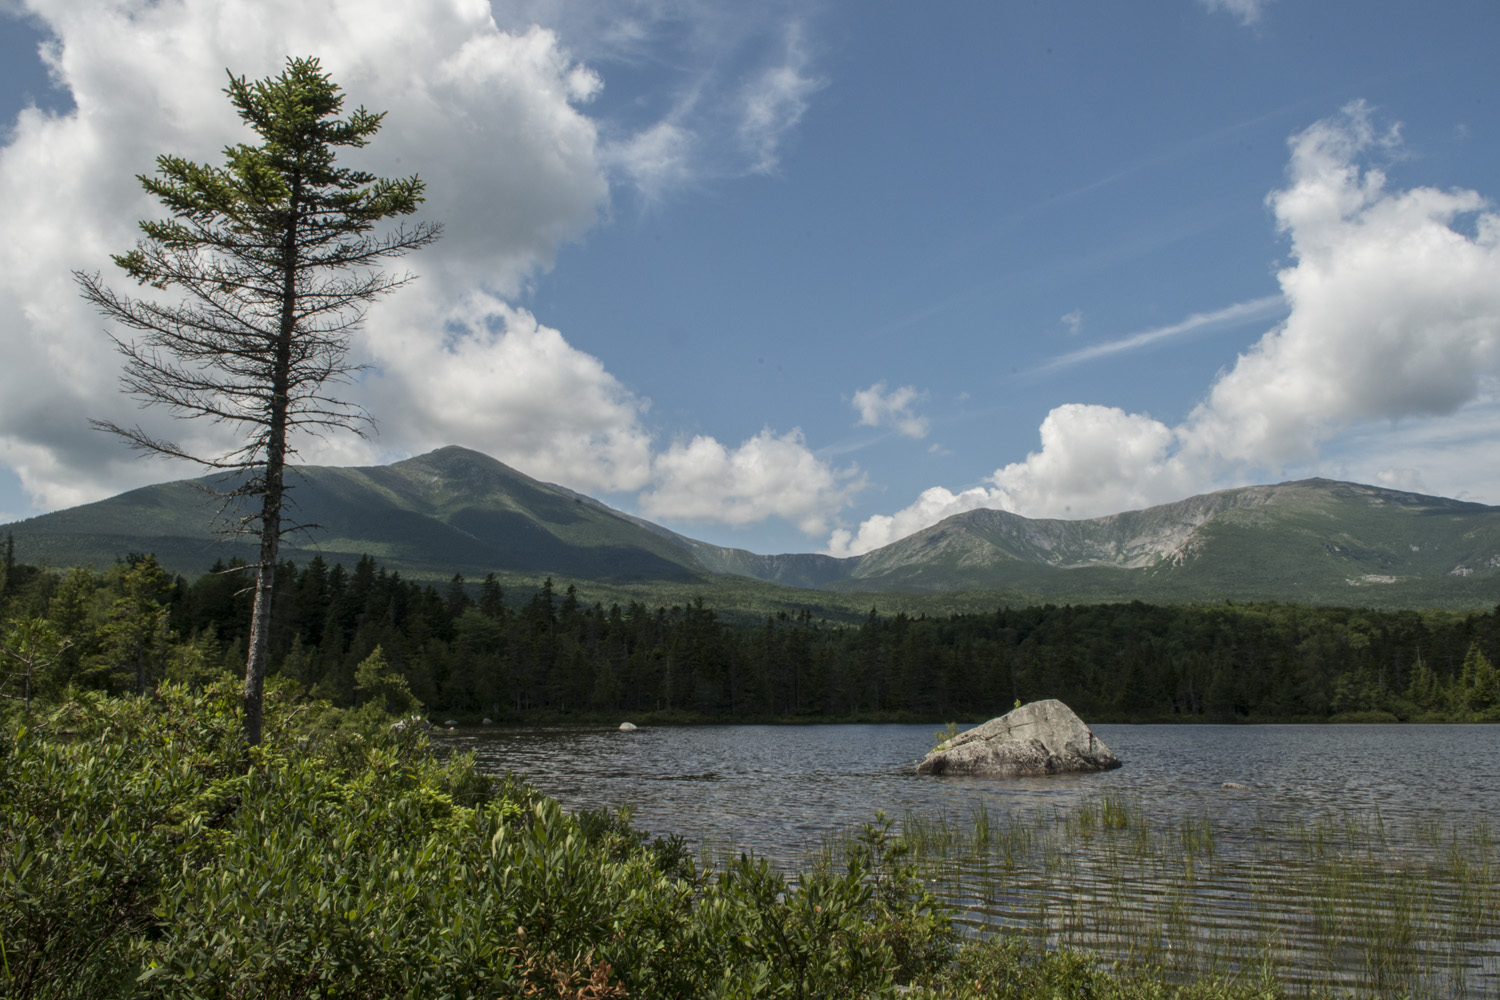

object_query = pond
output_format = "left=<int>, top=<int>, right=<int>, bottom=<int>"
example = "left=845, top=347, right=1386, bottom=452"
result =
left=437, top=722, right=1500, bottom=996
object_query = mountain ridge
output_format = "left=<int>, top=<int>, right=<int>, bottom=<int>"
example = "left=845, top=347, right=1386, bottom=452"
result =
left=5, top=446, right=1499, bottom=608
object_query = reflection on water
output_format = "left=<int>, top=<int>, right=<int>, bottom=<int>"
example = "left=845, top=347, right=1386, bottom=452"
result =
left=438, top=723, right=1500, bottom=995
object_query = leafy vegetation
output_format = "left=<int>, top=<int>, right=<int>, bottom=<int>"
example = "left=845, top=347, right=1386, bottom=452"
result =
left=0, top=681, right=957, bottom=999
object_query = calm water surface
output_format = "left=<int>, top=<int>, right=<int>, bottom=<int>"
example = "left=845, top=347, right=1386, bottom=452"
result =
left=439, top=723, right=1500, bottom=862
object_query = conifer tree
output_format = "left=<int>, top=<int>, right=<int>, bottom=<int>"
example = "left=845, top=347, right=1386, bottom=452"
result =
left=76, top=57, right=440, bottom=743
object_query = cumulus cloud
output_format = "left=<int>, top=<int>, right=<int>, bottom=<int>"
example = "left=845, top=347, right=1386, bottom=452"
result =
left=826, top=484, right=1000, bottom=559
left=826, top=404, right=1193, bottom=557
left=0, top=0, right=611, bottom=509
left=1183, top=101, right=1500, bottom=468
left=0, top=0, right=852, bottom=539
left=361, top=292, right=655, bottom=493
left=851, top=382, right=931, bottom=439
left=1061, top=309, right=1084, bottom=335
left=987, top=404, right=1195, bottom=516
left=639, top=429, right=863, bottom=536
left=831, top=102, right=1500, bottom=556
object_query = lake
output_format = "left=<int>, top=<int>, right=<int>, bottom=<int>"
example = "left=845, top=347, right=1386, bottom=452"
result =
left=436, top=722, right=1500, bottom=995
left=439, top=722, right=1500, bottom=860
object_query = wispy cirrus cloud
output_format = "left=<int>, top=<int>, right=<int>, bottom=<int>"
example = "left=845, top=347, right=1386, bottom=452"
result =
left=590, top=7, right=826, bottom=198
left=1198, top=0, right=1276, bottom=27
left=1036, top=294, right=1287, bottom=374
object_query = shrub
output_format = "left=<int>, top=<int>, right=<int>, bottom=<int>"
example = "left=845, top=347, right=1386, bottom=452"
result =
left=1, top=681, right=957, bottom=999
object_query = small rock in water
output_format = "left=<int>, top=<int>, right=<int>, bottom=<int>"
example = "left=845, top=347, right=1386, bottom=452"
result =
left=915, top=699, right=1120, bottom=777
left=1222, top=781, right=1251, bottom=790
left=619, top=721, right=638, bottom=732
left=443, top=719, right=458, bottom=728
left=481, top=717, right=494, bottom=725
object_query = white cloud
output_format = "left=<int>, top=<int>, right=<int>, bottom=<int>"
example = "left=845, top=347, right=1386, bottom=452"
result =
left=1039, top=295, right=1285, bottom=373
left=826, top=403, right=1193, bottom=557
left=1, top=0, right=843, bottom=540
left=827, top=483, right=1000, bottom=559
left=831, top=102, right=1500, bottom=556
left=1317, top=396, right=1500, bottom=502
left=0, top=0, right=613, bottom=511
left=735, top=23, right=821, bottom=175
left=361, top=292, right=655, bottom=494
left=1184, top=101, right=1500, bottom=469
left=607, top=118, right=696, bottom=203
left=988, top=404, right=1193, bottom=516
left=601, top=14, right=823, bottom=195
left=1198, top=0, right=1274, bottom=27
left=640, top=429, right=863, bottom=536
left=851, top=382, right=931, bottom=439
left=1060, top=309, right=1084, bottom=335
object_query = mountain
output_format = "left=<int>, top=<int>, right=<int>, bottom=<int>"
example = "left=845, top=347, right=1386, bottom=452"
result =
left=830, top=479, right=1500, bottom=605
left=5, top=446, right=1499, bottom=608
left=2, top=447, right=708, bottom=583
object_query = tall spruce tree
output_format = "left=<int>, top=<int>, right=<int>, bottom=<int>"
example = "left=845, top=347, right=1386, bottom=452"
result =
left=76, top=57, right=440, bottom=744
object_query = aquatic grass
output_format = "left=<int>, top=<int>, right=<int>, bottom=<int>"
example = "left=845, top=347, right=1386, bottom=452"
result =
left=826, top=793, right=1500, bottom=999
left=969, top=800, right=991, bottom=850
left=1100, top=792, right=1134, bottom=830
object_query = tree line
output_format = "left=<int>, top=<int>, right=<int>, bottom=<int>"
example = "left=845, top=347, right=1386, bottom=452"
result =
left=3, top=543, right=1497, bottom=724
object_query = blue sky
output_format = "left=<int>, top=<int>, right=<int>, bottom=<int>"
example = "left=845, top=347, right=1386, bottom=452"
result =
left=2, top=0, right=1499, bottom=557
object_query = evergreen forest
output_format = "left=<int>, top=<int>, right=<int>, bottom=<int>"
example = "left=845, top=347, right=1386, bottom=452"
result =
left=4, top=542, right=1497, bottom=725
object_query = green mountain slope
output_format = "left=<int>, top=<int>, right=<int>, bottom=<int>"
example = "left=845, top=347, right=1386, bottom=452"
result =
left=5, top=447, right=1499, bottom=609
left=4, top=447, right=707, bottom=582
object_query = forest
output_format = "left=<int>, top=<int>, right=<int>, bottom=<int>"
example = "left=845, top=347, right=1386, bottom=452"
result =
left=2, top=541, right=1496, bottom=724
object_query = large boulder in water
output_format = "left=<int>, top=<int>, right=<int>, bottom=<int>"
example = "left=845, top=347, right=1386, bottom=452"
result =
left=916, top=699, right=1121, bottom=777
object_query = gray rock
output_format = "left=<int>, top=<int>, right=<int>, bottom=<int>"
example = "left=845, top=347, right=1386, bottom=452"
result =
left=481, top=717, right=494, bottom=725
left=915, top=699, right=1121, bottom=777
left=618, top=721, right=638, bottom=732
left=1222, top=781, right=1250, bottom=790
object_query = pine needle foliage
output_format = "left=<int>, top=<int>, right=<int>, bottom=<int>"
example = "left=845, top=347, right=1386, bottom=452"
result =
left=75, top=56, right=441, bottom=744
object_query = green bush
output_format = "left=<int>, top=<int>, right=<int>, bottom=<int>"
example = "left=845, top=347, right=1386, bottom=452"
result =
left=0, top=681, right=956, bottom=999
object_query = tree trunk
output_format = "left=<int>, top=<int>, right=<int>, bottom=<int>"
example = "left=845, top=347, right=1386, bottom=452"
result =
left=242, top=514, right=278, bottom=746
left=242, top=187, right=299, bottom=746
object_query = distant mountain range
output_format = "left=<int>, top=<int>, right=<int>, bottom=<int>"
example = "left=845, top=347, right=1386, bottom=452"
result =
left=5, top=445, right=1500, bottom=609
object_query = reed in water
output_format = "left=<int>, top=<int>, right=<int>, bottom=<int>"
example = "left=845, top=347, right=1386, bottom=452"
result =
left=820, top=792, right=1500, bottom=999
